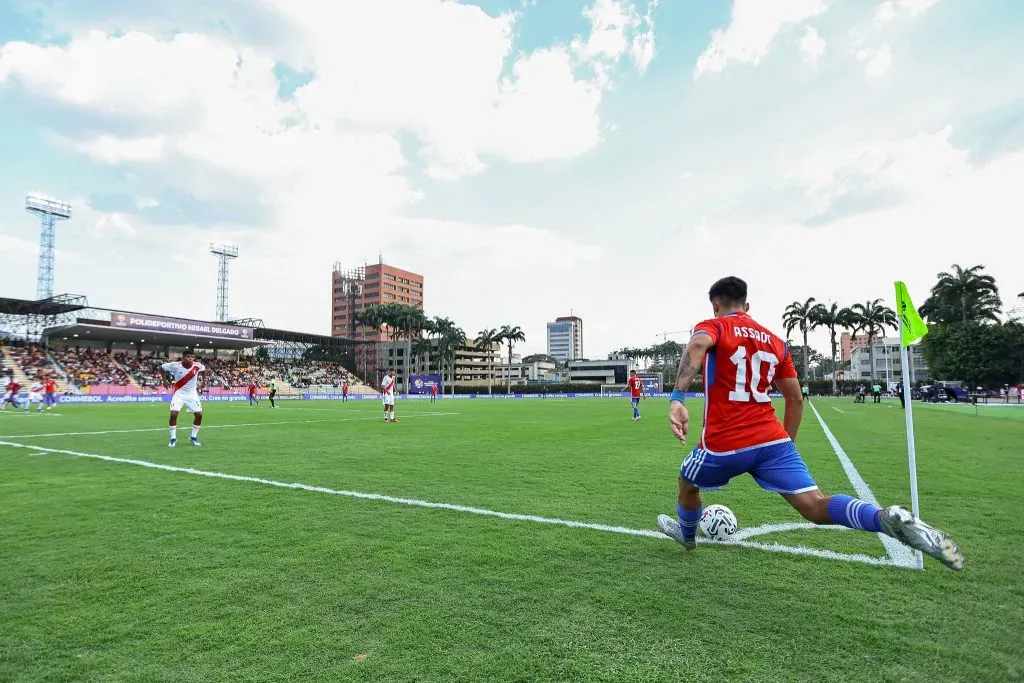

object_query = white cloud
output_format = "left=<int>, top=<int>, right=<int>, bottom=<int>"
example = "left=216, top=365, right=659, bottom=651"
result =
left=694, top=0, right=827, bottom=78
left=899, top=0, right=942, bottom=16
left=88, top=212, right=138, bottom=239
left=0, top=0, right=655, bottom=184
left=857, top=43, right=892, bottom=77
left=874, top=1, right=897, bottom=23
left=795, top=125, right=968, bottom=216
left=73, top=135, right=167, bottom=165
left=797, top=26, right=826, bottom=68
left=875, top=0, right=941, bottom=23
left=573, top=0, right=658, bottom=75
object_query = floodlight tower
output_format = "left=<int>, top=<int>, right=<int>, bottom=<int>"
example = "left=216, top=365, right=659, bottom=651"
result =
left=209, top=243, right=239, bottom=322
left=25, top=194, right=72, bottom=300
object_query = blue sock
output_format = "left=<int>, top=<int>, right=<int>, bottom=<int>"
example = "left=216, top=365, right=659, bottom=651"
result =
left=827, top=494, right=883, bottom=533
left=634, top=405, right=640, bottom=418
left=677, top=502, right=702, bottom=540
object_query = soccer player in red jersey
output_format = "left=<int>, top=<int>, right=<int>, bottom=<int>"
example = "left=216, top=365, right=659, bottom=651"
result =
left=342, top=382, right=350, bottom=403
left=626, top=370, right=645, bottom=421
left=658, top=276, right=964, bottom=570
left=247, top=381, right=259, bottom=407
left=43, top=376, right=58, bottom=411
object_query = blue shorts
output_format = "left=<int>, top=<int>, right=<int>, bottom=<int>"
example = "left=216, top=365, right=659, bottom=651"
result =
left=631, top=397, right=640, bottom=406
left=680, top=440, right=818, bottom=495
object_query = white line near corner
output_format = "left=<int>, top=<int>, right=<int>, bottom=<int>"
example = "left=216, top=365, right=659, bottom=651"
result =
left=0, top=412, right=460, bottom=439
left=0, top=439, right=902, bottom=569
left=807, top=402, right=917, bottom=568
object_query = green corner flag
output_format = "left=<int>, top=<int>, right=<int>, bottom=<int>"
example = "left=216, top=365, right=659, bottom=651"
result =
left=895, top=281, right=928, bottom=348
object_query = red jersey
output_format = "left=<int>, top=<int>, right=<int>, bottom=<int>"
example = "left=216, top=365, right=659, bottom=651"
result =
left=343, top=385, right=349, bottom=394
left=627, top=376, right=643, bottom=398
left=430, top=385, right=437, bottom=395
left=693, top=311, right=797, bottom=453
left=44, top=380, right=57, bottom=393
left=8, top=382, right=20, bottom=393
left=247, top=383, right=257, bottom=395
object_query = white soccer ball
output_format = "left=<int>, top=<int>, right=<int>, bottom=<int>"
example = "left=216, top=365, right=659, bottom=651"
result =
left=699, top=504, right=739, bottom=541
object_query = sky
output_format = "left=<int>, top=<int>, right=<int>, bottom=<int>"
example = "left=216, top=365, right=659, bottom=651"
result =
left=1, top=0, right=1022, bottom=358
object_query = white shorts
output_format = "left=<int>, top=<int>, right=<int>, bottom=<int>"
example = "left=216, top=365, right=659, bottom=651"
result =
left=28, top=393, right=42, bottom=404
left=170, top=391, right=202, bottom=413
left=383, top=394, right=395, bottom=407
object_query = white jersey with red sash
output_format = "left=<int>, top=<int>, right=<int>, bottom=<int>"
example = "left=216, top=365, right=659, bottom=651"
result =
left=162, top=361, right=205, bottom=413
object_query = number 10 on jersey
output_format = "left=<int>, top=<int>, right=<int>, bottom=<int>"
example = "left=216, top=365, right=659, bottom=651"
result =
left=728, top=347, right=779, bottom=403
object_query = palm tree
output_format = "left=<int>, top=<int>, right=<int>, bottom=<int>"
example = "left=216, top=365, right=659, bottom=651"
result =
left=432, top=317, right=457, bottom=394
left=499, top=324, right=526, bottom=394
left=395, top=304, right=427, bottom=394
left=920, top=264, right=1002, bottom=324
left=439, top=326, right=467, bottom=395
left=850, top=299, right=897, bottom=382
left=810, top=302, right=856, bottom=395
left=783, top=298, right=816, bottom=381
left=412, top=337, right=433, bottom=376
left=475, top=328, right=500, bottom=394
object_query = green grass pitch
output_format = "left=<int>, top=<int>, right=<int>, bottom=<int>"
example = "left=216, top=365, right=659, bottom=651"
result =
left=1, top=397, right=1022, bottom=682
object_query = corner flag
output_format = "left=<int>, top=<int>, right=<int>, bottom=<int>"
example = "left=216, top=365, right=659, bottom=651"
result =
left=894, top=281, right=928, bottom=347
left=894, top=280, right=926, bottom=568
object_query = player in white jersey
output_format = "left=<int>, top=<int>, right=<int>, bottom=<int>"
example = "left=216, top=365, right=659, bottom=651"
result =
left=381, top=367, right=397, bottom=423
left=160, top=349, right=206, bottom=447
left=25, top=381, right=44, bottom=413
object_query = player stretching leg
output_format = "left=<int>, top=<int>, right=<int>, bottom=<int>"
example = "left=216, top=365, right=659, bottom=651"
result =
left=627, top=370, right=645, bottom=421
left=161, top=350, right=206, bottom=447
left=381, top=367, right=397, bottom=423
left=657, top=277, right=964, bottom=570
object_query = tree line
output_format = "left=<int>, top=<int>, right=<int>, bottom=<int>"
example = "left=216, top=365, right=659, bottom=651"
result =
left=616, top=264, right=1022, bottom=391
left=352, top=302, right=526, bottom=393
left=786, top=263, right=1020, bottom=389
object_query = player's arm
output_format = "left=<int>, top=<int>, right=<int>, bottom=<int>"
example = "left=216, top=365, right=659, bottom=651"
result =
left=669, top=333, right=714, bottom=442
left=775, top=377, right=803, bottom=441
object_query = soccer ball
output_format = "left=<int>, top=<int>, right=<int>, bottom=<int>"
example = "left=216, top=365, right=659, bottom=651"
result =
left=699, top=504, right=738, bottom=541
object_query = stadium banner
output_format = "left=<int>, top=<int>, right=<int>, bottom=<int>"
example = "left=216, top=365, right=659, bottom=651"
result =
left=638, top=372, right=662, bottom=392
left=110, top=312, right=254, bottom=340
left=408, top=374, right=442, bottom=395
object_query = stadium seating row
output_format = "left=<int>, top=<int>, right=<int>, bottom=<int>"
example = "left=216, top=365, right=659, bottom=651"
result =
left=0, top=343, right=367, bottom=395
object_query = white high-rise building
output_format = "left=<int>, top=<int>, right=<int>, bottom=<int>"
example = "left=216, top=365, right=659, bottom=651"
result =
left=546, top=316, right=583, bottom=363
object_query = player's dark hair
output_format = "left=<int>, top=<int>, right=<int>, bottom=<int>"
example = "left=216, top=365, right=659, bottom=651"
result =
left=182, top=348, right=195, bottom=357
left=388, top=367, right=395, bottom=372
left=708, top=276, right=747, bottom=306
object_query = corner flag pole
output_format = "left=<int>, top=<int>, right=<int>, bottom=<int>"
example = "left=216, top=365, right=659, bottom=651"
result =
left=895, top=280, right=927, bottom=570
left=898, top=317, right=924, bottom=570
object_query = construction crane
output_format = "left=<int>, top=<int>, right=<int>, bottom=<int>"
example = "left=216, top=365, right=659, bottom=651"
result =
left=655, top=329, right=692, bottom=342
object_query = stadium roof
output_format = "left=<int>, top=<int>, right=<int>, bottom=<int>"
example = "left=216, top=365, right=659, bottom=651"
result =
left=0, top=296, right=86, bottom=317
left=43, top=322, right=271, bottom=351
left=253, top=327, right=365, bottom=347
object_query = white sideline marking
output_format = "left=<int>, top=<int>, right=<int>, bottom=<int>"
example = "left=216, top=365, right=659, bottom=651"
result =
left=808, top=402, right=917, bottom=568
left=832, top=407, right=846, bottom=414
left=0, top=440, right=901, bottom=568
left=0, top=412, right=459, bottom=439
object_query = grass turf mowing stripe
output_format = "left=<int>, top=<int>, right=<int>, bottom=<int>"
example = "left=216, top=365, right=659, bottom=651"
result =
left=0, top=439, right=903, bottom=568
left=0, top=412, right=460, bottom=439
left=808, top=401, right=917, bottom=568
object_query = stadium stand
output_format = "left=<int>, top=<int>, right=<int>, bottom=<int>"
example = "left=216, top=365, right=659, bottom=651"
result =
left=0, top=342, right=374, bottom=396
